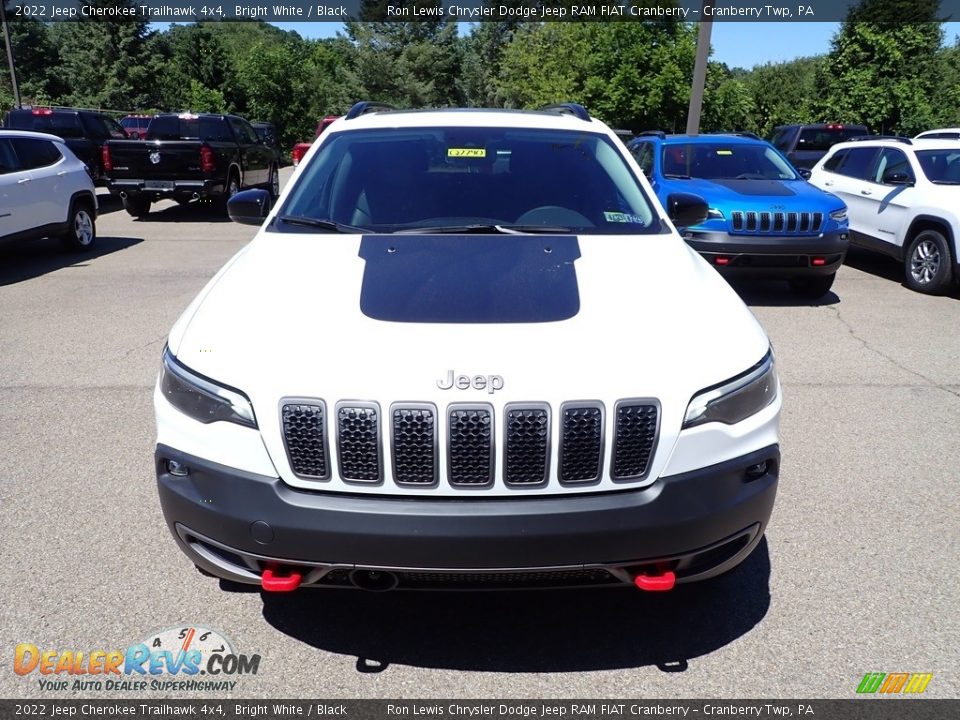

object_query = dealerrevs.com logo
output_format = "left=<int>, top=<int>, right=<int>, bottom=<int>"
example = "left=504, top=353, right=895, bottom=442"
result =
left=856, top=672, right=934, bottom=695
left=13, top=626, right=260, bottom=693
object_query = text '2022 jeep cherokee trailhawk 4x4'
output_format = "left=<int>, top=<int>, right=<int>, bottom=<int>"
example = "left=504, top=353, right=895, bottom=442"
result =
left=155, top=103, right=782, bottom=593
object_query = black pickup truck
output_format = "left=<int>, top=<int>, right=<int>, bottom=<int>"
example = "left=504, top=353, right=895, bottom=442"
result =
left=102, top=113, right=281, bottom=217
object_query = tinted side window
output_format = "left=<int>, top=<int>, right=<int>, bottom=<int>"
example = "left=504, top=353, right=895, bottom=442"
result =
left=873, top=148, right=913, bottom=184
left=631, top=142, right=653, bottom=177
left=823, top=149, right=847, bottom=173
left=836, top=147, right=878, bottom=179
left=10, top=138, right=63, bottom=170
left=102, top=116, right=128, bottom=140
left=0, top=139, right=20, bottom=173
left=770, top=128, right=793, bottom=150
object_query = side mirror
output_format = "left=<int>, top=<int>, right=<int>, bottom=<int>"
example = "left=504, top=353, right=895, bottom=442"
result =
left=666, top=192, right=709, bottom=228
left=883, top=171, right=913, bottom=186
left=797, top=167, right=812, bottom=180
left=228, top=188, right=271, bottom=225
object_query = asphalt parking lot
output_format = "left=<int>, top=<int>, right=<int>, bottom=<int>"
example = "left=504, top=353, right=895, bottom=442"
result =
left=1, top=167, right=957, bottom=700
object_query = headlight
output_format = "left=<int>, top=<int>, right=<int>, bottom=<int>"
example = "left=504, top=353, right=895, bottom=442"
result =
left=829, top=208, right=847, bottom=221
left=160, top=348, right=257, bottom=428
left=683, top=351, right=777, bottom=428
left=707, top=208, right=725, bottom=219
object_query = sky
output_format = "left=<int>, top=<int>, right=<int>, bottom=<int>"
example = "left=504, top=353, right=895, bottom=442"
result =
left=262, top=21, right=960, bottom=69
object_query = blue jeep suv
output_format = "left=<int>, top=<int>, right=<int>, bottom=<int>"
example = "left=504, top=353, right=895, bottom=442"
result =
left=628, top=132, right=849, bottom=298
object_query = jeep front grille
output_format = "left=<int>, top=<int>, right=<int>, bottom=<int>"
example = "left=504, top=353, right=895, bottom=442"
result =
left=503, top=404, right=550, bottom=485
left=731, top=210, right=823, bottom=234
left=280, top=399, right=660, bottom=492
left=448, top=404, right=495, bottom=486
left=611, top=401, right=660, bottom=481
left=336, top=402, right=381, bottom=483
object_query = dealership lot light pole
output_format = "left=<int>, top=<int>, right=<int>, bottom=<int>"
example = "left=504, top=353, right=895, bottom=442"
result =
left=1, top=0, right=21, bottom=108
left=686, top=1, right=713, bottom=135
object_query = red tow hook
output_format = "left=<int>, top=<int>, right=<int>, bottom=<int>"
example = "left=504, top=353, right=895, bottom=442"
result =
left=632, top=570, right=676, bottom=592
left=261, top=566, right=303, bottom=592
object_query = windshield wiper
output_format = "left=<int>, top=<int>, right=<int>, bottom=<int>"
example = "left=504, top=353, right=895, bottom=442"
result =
left=394, top=224, right=573, bottom=235
left=275, top=215, right=367, bottom=233
left=663, top=173, right=691, bottom=179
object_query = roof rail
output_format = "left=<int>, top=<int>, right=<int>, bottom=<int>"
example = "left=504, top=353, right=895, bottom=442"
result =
left=636, top=130, right=667, bottom=139
left=345, top=101, right=398, bottom=121
left=539, top=103, right=591, bottom=122
left=714, top=131, right=759, bottom=139
left=847, top=135, right=912, bottom=145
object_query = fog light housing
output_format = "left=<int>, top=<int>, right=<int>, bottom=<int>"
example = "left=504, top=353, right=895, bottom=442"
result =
left=167, top=460, right=190, bottom=477
left=745, top=461, right=768, bottom=481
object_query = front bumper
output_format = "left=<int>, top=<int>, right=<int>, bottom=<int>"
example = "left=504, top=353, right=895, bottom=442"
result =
left=156, top=443, right=780, bottom=589
left=683, top=229, right=848, bottom=277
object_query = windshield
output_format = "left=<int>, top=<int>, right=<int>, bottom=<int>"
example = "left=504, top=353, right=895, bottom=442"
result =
left=662, top=142, right=798, bottom=181
left=278, top=126, right=661, bottom=234
left=914, top=149, right=960, bottom=184
left=797, top=127, right=867, bottom=151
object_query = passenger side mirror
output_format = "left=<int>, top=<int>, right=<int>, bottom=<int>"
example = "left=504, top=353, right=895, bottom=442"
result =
left=797, top=167, right=812, bottom=180
left=228, top=189, right=271, bottom=225
left=665, top=192, right=709, bottom=228
left=882, top=171, right=913, bottom=186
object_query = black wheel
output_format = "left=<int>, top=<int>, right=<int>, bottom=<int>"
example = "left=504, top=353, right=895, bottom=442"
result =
left=60, top=201, right=96, bottom=251
left=905, top=229, right=953, bottom=294
left=123, top=196, right=151, bottom=218
left=788, top=273, right=836, bottom=299
left=268, top=165, right=280, bottom=201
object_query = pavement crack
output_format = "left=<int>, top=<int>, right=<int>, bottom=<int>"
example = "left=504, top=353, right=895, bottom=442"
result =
left=120, top=336, right=166, bottom=362
left=823, top=305, right=960, bottom=400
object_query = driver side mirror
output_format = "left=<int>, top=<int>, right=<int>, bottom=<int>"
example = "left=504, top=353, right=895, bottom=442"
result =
left=666, top=192, right=709, bottom=228
left=228, top=188, right=271, bottom=226
left=882, top=171, right=913, bottom=186
left=797, top=167, right=812, bottom=180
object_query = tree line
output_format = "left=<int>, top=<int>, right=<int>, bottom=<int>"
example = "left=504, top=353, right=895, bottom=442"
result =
left=3, top=0, right=959, bottom=151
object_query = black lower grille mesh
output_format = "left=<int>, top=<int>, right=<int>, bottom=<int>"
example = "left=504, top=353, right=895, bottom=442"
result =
left=612, top=402, right=658, bottom=479
left=560, top=404, right=603, bottom=483
left=504, top=406, right=550, bottom=485
left=337, top=404, right=381, bottom=482
left=448, top=406, right=493, bottom=485
left=281, top=402, right=328, bottom=479
left=392, top=406, right=436, bottom=485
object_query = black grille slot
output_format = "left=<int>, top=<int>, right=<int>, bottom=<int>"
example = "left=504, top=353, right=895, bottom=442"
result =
left=391, top=405, right=437, bottom=485
left=448, top=405, right=494, bottom=486
left=799, top=212, right=811, bottom=232
left=812, top=211, right=823, bottom=231
left=745, top=211, right=757, bottom=231
left=759, top=211, right=771, bottom=232
left=281, top=401, right=329, bottom=480
left=612, top=401, right=659, bottom=480
left=504, top=405, right=550, bottom=486
left=560, top=403, right=604, bottom=484
left=731, top=211, right=743, bottom=230
left=336, top=403, right=381, bottom=483
left=773, top=212, right=785, bottom=232
left=787, top=213, right=798, bottom=232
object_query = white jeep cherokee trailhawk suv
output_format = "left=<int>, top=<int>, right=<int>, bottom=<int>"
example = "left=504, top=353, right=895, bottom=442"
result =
left=808, top=136, right=960, bottom=294
left=155, top=103, right=781, bottom=593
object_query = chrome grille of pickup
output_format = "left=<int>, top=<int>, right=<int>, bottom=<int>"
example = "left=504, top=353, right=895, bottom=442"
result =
left=731, top=210, right=823, bottom=234
left=280, top=399, right=660, bottom=491
left=503, top=404, right=550, bottom=485
left=336, top=402, right=381, bottom=483
left=612, top=401, right=660, bottom=480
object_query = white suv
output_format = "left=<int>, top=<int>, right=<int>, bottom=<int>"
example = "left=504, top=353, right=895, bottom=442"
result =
left=0, top=130, right=97, bottom=250
left=808, top=137, right=959, bottom=293
left=154, top=103, right=781, bottom=593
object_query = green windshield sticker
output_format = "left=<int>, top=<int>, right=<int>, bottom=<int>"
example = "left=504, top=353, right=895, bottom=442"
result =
left=604, top=211, right=646, bottom=224
left=716, top=149, right=733, bottom=155
left=448, top=148, right=486, bottom=158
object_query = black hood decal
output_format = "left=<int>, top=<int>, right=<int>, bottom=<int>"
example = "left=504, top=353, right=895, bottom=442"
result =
left=359, top=235, right=581, bottom=323
left=709, top=179, right=798, bottom=197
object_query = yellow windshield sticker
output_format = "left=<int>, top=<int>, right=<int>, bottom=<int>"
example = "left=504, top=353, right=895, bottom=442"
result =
left=716, top=149, right=733, bottom=155
left=448, top=148, right=486, bottom=158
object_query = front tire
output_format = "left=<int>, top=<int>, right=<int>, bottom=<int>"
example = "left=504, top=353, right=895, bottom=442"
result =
left=788, top=273, right=836, bottom=299
left=905, top=229, right=953, bottom=294
left=60, top=201, right=96, bottom=251
left=123, top=196, right=151, bottom=218
left=268, top=165, right=280, bottom=201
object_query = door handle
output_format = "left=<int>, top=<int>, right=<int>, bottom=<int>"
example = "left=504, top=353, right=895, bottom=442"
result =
left=824, top=181, right=834, bottom=186
left=860, top=189, right=872, bottom=195
left=57, top=170, right=69, bottom=176
left=17, top=177, right=31, bottom=184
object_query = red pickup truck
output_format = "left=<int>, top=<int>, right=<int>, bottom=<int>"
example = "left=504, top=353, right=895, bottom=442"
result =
left=291, top=115, right=339, bottom=166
